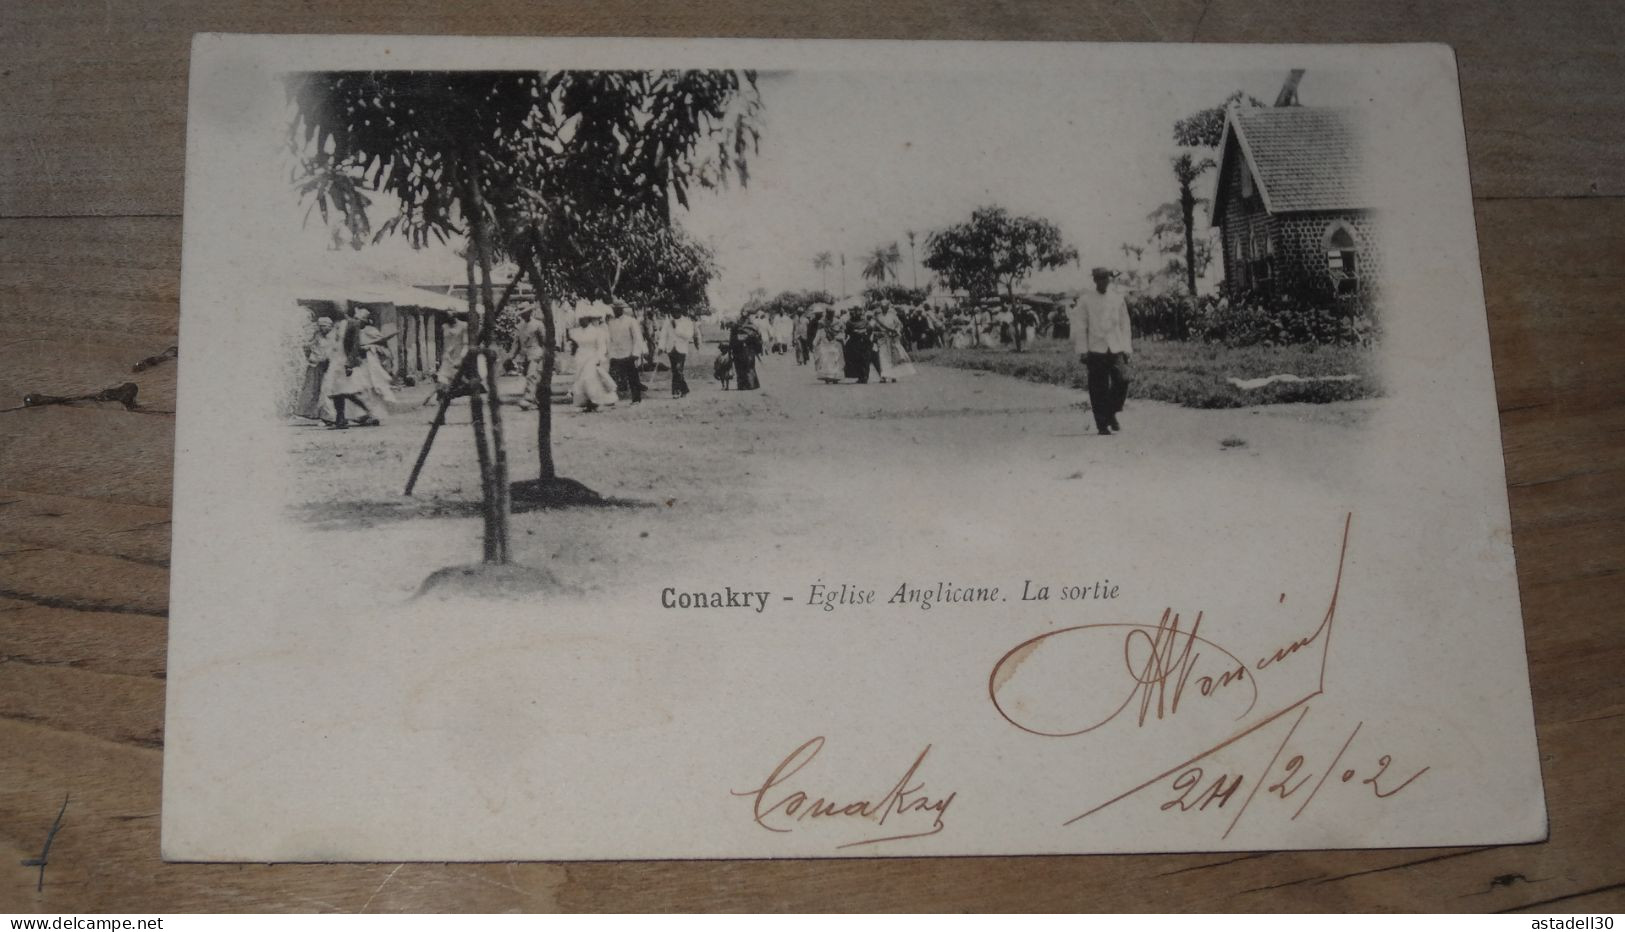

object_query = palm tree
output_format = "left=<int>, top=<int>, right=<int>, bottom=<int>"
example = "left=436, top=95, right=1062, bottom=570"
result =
left=862, top=242, right=902, bottom=285
left=1173, top=153, right=1216, bottom=303
left=906, top=230, right=919, bottom=290
left=813, top=251, right=833, bottom=292
left=840, top=253, right=847, bottom=296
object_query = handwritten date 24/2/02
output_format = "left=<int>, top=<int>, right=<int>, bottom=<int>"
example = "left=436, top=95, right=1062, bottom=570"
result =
left=1157, top=706, right=1429, bottom=837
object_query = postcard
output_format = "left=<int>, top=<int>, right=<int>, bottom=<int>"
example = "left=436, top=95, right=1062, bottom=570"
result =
left=162, top=35, right=1545, bottom=859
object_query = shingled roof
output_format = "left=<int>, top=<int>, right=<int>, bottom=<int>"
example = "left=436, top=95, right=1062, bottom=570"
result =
left=1210, top=106, right=1366, bottom=223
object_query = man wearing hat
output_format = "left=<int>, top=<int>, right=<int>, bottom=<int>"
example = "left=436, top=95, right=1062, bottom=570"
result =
left=1067, top=266, right=1133, bottom=436
left=433, top=312, right=470, bottom=394
left=514, top=304, right=551, bottom=411
left=605, top=299, right=644, bottom=404
left=658, top=307, right=702, bottom=398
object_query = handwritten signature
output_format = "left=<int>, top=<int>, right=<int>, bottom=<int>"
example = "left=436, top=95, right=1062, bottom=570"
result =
left=988, top=608, right=1267, bottom=737
left=730, top=736, right=958, bottom=849
left=986, top=522, right=1341, bottom=741
left=987, top=513, right=1428, bottom=834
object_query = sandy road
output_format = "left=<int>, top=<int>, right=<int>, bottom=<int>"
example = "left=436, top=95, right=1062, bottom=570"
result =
left=287, top=347, right=1379, bottom=604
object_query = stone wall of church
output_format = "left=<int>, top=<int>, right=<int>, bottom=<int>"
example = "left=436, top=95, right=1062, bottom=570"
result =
left=1271, top=210, right=1381, bottom=297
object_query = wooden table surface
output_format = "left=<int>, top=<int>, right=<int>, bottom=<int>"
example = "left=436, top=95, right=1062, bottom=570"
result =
left=2, top=0, right=1622, bottom=914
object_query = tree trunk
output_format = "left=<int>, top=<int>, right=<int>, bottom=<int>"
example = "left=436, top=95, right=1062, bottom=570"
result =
left=463, top=252, right=498, bottom=563
left=537, top=312, right=557, bottom=481
left=462, top=148, right=511, bottom=564
left=522, top=243, right=558, bottom=480
left=1180, top=185, right=1198, bottom=340
left=1007, top=282, right=1023, bottom=353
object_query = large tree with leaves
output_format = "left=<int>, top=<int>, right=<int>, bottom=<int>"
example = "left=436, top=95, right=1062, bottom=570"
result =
left=509, top=72, right=756, bottom=486
left=923, top=206, right=1077, bottom=350
left=1174, top=89, right=1267, bottom=149
left=287, top=69, right=759, bottom=565
left=533, top=208, right=716, bottom=313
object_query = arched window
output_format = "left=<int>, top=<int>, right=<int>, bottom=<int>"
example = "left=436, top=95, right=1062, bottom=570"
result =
left=1247, top=225, right=1274, bottom=287
left=1323, top=221, right=1360, bottom=295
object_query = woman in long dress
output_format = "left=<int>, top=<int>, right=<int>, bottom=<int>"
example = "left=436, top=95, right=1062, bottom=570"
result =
left=870, top=304, right=917, bottom=382
left=976, top=309, right=1002, bottom=348
left=349, top=309, right=399, bottom=411
left=774, top=312, right=795, bottom=355
left=812, top=309, right=846, bottom=383
left=570, top=308, right=619, bottom=411
left=842, top=309, right=874, bottom=383
left=295, top=317, right=336, bottom=422
left=324, top=308, right=386, bottom=428
left=729, top=314, right=764, bottom=390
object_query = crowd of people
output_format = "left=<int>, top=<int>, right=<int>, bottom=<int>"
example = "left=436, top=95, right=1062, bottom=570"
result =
left=704, top=302, right=923, bottom=390
left=293, top=305, right=396, bottom=429
left=748, top=300, right=1063, bottom=357
left=292, top=268, right=1134, bottom=435
left=548, top=300, right=704, bottom=412
left=807, top=303, right=917, bottom=385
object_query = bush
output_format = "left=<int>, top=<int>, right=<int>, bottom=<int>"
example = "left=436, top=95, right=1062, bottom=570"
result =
left=1190, top=283, right=1379, bottom=348
left=914, top=338, right=1383, bottom=409
left=753, top=289, right=836, bottom=318
left=862, top=283, right=930, bottom=306
left=1126, top=292, right=1199, bottom=341
left=1125, top=280, right=1382, bottom=349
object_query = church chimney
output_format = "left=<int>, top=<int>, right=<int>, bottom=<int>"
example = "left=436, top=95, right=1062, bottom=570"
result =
left=1274, top=69, right=1305, bottom=107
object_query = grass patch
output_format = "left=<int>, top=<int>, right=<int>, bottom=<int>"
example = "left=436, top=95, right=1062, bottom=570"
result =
left=914, top=337, right=1383, bottom=409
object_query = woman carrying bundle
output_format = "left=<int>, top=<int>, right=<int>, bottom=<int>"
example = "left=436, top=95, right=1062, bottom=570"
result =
left=729, top=313, right=764, bottom=391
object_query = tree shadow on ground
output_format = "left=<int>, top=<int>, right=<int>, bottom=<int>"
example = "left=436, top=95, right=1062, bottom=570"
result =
left=291, top=477, right=652, bottom=531
left=414, top=560, right=584, bottom=601
left=510, top=477, right=650, bottom=512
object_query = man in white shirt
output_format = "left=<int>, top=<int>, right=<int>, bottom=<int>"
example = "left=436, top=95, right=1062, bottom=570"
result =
left=658, top=308, right=702, bottom=398
left=433, top=314, right=470, bottom=392
left=1067, top=266, right=1134, bottom=436
left=605, top=300, right=644, bottom=404
left=514, top=304, right=551, bottom=411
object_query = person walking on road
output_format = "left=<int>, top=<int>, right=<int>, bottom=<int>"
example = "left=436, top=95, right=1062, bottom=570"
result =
left=325, top=307, right=387, bottom=429
left=729, top=313, right=764, bottom=391
left=606, top=300, right=645, bottom=405
left=570, top=305, right=619, bottom=413
left=659, top=308, right=702, bottom=398
left=1067, top=267, right=1134, bottom=436
left=514, top=304, right=551, bottom=411
left=295, top=316, right=337, bottom=423
left=813, top=308, right=845, bottom=383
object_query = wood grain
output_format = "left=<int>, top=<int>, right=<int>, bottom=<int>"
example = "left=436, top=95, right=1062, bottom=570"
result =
left=2, top=0, right=1622, bottom=913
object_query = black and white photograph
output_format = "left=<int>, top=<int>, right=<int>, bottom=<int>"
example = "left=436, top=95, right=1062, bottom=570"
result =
left=162, top=37, right=1542, bottom=862
left=272, top=64, right=1385, bottom=597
